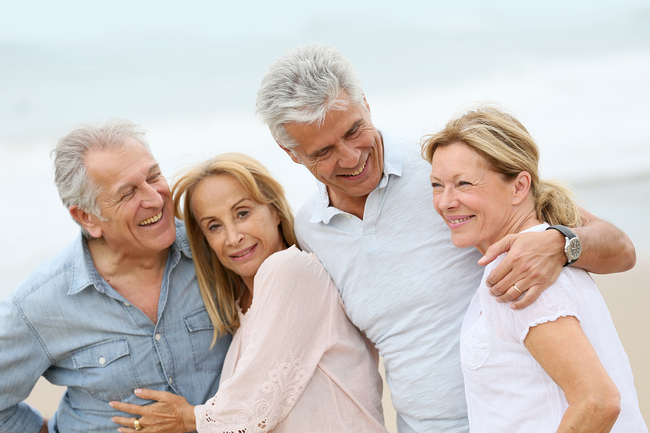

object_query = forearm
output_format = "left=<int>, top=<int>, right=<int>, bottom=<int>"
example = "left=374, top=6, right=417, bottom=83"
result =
left=573, top=208, right=635, bottom=274
left=38, top=419, right=48, bottom=433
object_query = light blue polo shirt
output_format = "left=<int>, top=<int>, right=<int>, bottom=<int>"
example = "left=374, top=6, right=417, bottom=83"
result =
left=295, top=132, right=483, bottom=433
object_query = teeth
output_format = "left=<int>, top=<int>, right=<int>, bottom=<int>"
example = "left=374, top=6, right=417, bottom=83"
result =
left=139, top=211, right=162, bottom=226
left=232, top=246, right=254, bottom=258
left=449, top=216, right=472, bottom=224
left=344, top=162, right=366, bottom=176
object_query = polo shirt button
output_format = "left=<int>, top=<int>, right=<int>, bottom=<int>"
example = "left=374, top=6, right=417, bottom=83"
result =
left=155, top=333, right=162, bottom=341
left=98, top=357, right=106, bottom=365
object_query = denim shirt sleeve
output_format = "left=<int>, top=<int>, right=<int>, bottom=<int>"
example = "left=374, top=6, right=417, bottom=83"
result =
left=0, top=295, right=51, bottom=433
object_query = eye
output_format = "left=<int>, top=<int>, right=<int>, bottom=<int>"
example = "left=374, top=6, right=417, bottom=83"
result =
left=431, top=182, right=444, bottom=193
left=315, top=147, right=332, bottom=158
left=121, top=189, right=135, bottom=201
left=458, top=180, right=472, bottom=187
left=236, top=209, right=250, bottom=219
left=147, top=172, right=162, bottom=183
left=207, top=222, right=222, bottom=232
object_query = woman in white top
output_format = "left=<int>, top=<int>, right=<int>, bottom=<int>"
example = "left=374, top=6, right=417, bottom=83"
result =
left=110, top=153, right=386, bottom=432
left=422, top=105, right=647, bottom=432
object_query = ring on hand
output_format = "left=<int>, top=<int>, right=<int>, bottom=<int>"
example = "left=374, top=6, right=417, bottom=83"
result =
left=513, top=284, right=523, bottom=295
left=134, top=419, right=142, bottom=431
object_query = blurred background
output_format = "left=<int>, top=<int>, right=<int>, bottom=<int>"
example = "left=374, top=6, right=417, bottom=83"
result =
left=2, top=0, right=649, bottom=430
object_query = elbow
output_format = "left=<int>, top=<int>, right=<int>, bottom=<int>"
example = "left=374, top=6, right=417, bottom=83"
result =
left=585, top=388, right=621, bottom=428
left=622, top=241, right=637, bottom=272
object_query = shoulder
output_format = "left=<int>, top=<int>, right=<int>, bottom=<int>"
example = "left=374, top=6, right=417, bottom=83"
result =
left=493, top=267, right=587, bottom=342
left=254, top=247, right=335, bottom=301
left=12, top=237, right=79, bottom=304
left=259, top=246, right=326, bottom=280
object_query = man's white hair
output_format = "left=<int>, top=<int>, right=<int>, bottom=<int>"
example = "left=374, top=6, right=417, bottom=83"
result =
left=255, top=44, right=365, bottom=150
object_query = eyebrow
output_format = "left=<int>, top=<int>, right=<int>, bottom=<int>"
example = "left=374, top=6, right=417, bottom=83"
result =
left=198, top=197, right=251, bottom=223
left=306, top=118, right=363, bottom=159
left=114, top=163, right=161, bottom=197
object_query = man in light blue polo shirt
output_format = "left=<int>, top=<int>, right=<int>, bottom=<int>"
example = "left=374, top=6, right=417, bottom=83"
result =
left=0, top=119, right=231, bottom=433
left=255, top=44, right=636, bottom=432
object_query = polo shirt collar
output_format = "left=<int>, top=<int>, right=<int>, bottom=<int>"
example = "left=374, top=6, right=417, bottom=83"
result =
left=310, top=131, right=404, bottom=224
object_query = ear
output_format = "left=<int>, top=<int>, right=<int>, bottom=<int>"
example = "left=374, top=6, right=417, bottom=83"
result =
left=69, top=205, right=103, bottom=238
left=511, top=171, right=532, bottom=205
left=277, top=142, right=302, bottom=165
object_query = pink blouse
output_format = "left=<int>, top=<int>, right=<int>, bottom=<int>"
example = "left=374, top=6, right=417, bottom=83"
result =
left=194, top=246, right=387, bottom=432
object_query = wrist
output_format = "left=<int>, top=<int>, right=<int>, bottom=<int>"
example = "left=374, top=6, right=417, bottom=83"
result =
left=182, top=404, right=197, bottom=432
left=546, top=225, right=582, bottom=267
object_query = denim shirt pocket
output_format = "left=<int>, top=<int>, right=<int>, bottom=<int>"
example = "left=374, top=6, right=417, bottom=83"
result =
left=184, top=308, right=223, bottom=373
left=71, top=339, right=140, bottom=402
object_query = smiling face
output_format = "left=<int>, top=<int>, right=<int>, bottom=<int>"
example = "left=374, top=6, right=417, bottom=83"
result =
left=190, top=174, right=285, bottom=290
left=83, top=140, right=176, bottom=256
left=430, top=142, right=522, bottom=255
left=282, top=91, right=383, bottom=217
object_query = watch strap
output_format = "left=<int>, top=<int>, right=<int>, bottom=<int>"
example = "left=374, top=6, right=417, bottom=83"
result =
left=546, top=225, right=580, bottom=266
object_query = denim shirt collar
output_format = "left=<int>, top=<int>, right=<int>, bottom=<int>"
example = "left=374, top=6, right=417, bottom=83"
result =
left=310, top=130, right=404, bottom=224
left=67, top=221, right=192, bottom=296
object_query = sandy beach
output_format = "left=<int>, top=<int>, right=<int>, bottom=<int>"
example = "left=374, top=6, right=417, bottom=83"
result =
left=25, top=255, right=650, bottom=431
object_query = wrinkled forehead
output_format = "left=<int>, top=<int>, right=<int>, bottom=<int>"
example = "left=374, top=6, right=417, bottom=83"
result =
left=86, top=141, right=159, bottom=190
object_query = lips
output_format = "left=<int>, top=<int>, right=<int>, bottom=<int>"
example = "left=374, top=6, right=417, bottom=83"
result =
left=448, top=216, right=473, bottom=224
left=230, top=244, right=256, bottom=260
left=138, top=211, right=163, bottom=226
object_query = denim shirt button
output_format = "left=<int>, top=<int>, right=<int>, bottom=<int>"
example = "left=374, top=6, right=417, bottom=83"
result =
left=155, top=334, right=161, bottom=341
left=168, top=377, right=173, bottom=384
left=98, top=357, right=106, bottom=365
left=124, top=302, right=131, bottom=307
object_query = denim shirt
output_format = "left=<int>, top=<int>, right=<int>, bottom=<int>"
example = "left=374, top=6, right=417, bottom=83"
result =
left=0, top=221, right=231, bottom=433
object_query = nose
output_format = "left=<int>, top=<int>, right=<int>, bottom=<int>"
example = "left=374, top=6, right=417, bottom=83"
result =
left=336, top=140, right=361, bottom=168
left=141, top=182, right=165, bottom=208
left=435, top=187, right=458, bottom=211
left=224, top=225, right=243, bottom=246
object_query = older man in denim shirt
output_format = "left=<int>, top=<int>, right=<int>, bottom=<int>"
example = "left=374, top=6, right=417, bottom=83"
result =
left=0, top=120, right=231, bottom=433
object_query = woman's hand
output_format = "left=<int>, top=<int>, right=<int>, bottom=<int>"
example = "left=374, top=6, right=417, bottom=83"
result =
left=110, top=389, right=196, bottom=433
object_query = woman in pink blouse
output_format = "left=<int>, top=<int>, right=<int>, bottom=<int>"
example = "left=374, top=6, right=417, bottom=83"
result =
left=110, top=153, right=386, bottom=433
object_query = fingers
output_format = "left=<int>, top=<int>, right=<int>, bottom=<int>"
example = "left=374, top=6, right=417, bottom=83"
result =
left=111, top=415, right=140, bottom=430
left=109, top=400, right=143, bottom=416
left=478, top=235, right=515, bottom=267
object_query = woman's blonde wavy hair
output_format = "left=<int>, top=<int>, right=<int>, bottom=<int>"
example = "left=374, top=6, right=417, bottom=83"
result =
left=421, top=104, right=583, bottom=228
left=172, top=153, right=298, bottom=346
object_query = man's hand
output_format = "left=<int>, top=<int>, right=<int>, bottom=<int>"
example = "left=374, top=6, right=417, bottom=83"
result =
left=479, top=230, right=566, bottom=309
left=479, top=208, right=636, bottom=310
left=110, top=389, right=196, bottom=433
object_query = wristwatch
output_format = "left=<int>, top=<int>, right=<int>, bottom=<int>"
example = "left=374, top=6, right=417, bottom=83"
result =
left=546, top=225, right=581, bottom=267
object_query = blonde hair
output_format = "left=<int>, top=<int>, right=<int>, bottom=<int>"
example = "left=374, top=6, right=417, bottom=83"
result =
left=172, top=153, right=298, bottom=346
left=422, top=104, right=582, bottom=228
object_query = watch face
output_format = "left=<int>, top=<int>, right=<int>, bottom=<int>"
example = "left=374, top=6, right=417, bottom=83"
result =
left=567, top=238, right=581, bottom=260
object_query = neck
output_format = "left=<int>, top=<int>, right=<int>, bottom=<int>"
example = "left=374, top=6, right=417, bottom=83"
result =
left=477, top=203, right=541, bottom=255
left=87, top=237, right=169, bottom=280
left=328, top=191, right=368, bottom=220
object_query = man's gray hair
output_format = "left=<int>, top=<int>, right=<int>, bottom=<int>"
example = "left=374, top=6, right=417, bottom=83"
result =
left=51, top=118, right=152, bottom=238
left=255, top=44, right=365, bottom=149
